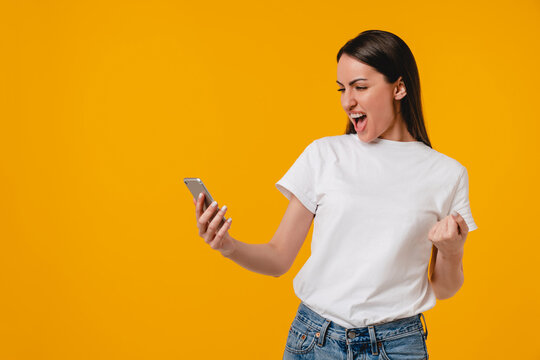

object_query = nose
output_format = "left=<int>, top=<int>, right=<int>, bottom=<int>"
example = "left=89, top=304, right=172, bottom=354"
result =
left=342, top=89, right=357, bottom=110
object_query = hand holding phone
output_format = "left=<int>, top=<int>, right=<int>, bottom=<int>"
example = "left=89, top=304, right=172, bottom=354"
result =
left=184, top=178, right=234, bottom=255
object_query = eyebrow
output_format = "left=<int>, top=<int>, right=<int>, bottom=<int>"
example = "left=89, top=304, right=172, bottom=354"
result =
left=336, top=78, right=368, bottom=86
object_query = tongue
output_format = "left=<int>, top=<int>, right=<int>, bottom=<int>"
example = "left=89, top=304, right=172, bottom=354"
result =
left=355, top=116, right=367, bottom=131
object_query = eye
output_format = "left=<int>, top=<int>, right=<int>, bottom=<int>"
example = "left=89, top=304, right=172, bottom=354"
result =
left=337, top=87, right=367, bottom=92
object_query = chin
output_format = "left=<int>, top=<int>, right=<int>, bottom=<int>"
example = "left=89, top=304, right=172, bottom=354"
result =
left=356, top=133, right=376, bottom=144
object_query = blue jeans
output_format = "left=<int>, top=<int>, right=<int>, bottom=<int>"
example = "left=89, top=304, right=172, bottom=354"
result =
left=283, top=302, right=429, bottom=360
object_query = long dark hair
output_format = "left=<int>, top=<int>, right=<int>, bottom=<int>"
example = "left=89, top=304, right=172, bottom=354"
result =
left=337, top=30, right=432, bottom=148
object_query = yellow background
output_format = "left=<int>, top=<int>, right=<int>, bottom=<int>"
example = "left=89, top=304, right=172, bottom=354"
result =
left=1, top=0, right=539, bottom=359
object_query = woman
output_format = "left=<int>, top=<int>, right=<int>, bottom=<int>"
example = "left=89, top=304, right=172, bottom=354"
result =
left=192, top=30, right=478, bottom=359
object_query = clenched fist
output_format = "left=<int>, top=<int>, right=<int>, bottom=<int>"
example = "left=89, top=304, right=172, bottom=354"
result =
left=428, top=210, right=469, bottom=258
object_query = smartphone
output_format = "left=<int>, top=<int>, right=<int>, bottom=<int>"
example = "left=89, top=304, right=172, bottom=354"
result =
left=184, top=177, right=226, bottom=226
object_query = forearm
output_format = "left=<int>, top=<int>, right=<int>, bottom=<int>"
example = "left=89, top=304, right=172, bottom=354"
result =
left=429, top=249, right=464, bottom=300
left=221, top=235, right=286, bottom=277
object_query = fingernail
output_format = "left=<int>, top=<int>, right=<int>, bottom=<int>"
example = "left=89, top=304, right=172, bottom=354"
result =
left=451, top=210, right=458, bottom=216
left=221, top=205, right=228, bottom=212
left=198, top=193, right=203, bottom=199
left=211, top=200, right=217, bottom=207
left=227, top=218, right=232, bottom=223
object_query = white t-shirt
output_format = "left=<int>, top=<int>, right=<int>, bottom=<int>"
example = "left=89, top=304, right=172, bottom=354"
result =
left=275, top=134, right=478, bottom=328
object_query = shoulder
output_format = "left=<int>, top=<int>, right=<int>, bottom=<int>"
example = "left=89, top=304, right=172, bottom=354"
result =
left=427, top=147, right=467, bottom=179
left=312, top=133, right=352, bottom=144
left=303, top=134, right=353, bottom=161
left=310, top=134, right=354, bottom=151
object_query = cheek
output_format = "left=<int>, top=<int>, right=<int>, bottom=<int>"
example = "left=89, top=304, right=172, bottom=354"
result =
left=365, top=93, right=383, bottom=116
left=367, top=91, right=394, bottom=117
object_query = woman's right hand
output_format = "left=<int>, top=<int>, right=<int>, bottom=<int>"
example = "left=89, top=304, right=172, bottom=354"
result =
left=193, top=193, right=235, bottom=256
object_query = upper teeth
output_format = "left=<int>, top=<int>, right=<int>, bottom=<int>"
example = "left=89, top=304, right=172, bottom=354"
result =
left=350, top=113, right=365, bottom=118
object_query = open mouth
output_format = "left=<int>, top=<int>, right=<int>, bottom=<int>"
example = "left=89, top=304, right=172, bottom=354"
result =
left=355, top=114, right=367, bottom=125
left=351, top=114, right=367, bottom=132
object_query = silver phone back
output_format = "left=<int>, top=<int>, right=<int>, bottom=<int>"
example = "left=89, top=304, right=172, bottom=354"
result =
left=184, top=177, right=215, bottom=212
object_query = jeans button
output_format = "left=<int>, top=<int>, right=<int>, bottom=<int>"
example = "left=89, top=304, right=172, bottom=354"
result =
left=347, top=331, right=356, bottom=339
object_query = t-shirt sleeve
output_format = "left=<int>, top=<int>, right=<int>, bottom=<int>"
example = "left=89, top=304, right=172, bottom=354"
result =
left=448, top=166, right=478, bottom=232
left=275, top=141, right=318, bottom=214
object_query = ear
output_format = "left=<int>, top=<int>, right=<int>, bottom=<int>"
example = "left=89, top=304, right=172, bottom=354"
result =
left=394, top=76, right=407, bottom=100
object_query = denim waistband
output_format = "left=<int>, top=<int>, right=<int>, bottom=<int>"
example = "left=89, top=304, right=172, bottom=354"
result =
left=295, top=302, right=428, bottom=344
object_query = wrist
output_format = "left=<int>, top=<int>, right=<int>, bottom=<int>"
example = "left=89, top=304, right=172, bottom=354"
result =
left=220, top=234, right=237, bottom=258
left=439, top=248, right=464, bottom=263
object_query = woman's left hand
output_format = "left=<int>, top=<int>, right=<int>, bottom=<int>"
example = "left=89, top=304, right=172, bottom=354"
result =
left=428, top=211, right=469, bottom=258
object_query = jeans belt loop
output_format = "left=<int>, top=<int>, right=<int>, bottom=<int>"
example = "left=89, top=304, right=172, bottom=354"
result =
left=317, top=319, right=331, bottom=347
left=368, top=325, right=378, bottom=355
